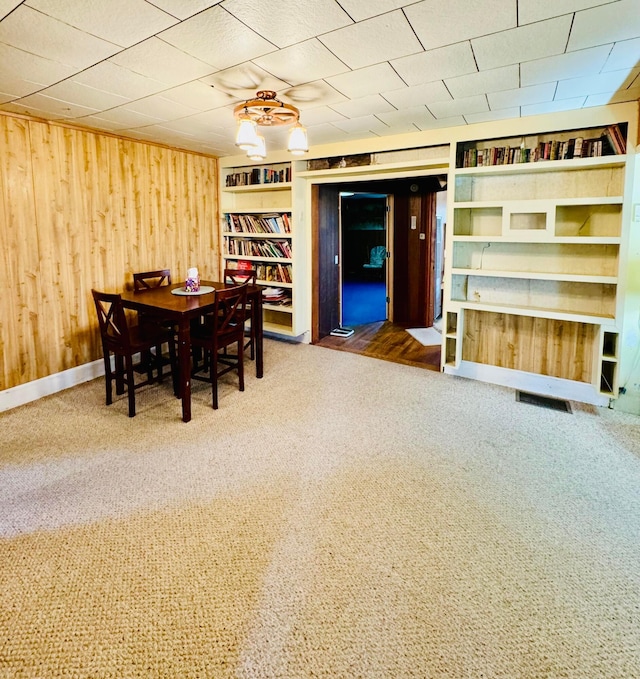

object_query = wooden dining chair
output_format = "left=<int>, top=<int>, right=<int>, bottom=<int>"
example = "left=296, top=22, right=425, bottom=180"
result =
left=190, top=283, right=248, bottom=409
left=133, top=268, right=174, bottom=370
left=92, top=289, right=178, bottom=417
left=224, top=267, right=257, bottom=360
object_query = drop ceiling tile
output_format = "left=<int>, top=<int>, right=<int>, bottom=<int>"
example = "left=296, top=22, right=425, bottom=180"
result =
left=109, top=38, right=216, bottom=85
left=556, top=67, right=640, bottom=98
left=254, top=39, right=349, bottom=86
left=472, top=16, right=573, bottom=71
left=318, top=11, right=422, bottom=70
left=0, top=6, right=120, bottom=68
left=305, top=123, right=350, bottom=145
left=375, top=105, right=435, bottom=128
left=585, top=84, right=640, bottom=106
left=24, top=0, right=178, bottom=47
left=415, top=115, right=466, bottom=131
left=158, top=5, right=275, bottom=70
left=38, top=80, right=131, bottom=110
left=122, top=95, right=199, bottom=120
left=332, top=114, right=390, bottom=134
left=404, top=0, right=516, bottom=51
left=223, top=0, right=352, bottom=48
left=0, top=91, right=16, bottom=104
left=445, top=65, right=519, bottom=98
left=0, top=43, right=75, bottom=97
left=145, top=0, right=221, bottom=20
left=80, top=107, right=166, bottom=129
left=519, top=0, right=616, bottom=25
left=162, top=81, right=235, bottom=111
left=429, top=94, right=488, bottom=119
left=72, top=62, right=168, bottom=100
left=329, top=94, right=396, bottom=118
left=8, top=92, right=99, bottom=118
left=1, top=100, right=67, bottom=118
left=297, top=106, right=346, bottom=125
left=325, top=63, right=405, bottom=99
left=487, top=82, right=557, bottom=109
left=602, top=37, right=640, bottom=71
left=568, top=0, right=640, bottom=51
left=278, top=81, right=348, bottom=109
left=392, top=42, right=477, bottom=87
left=337, top=0, right=413, bottom=22
left=521, top=46, right=611, bottom=87
left=382, top=81, right=451, bottom=109
left=521, top=96, right=587, bottom=116
left=0, top=1, right=22, bottom=20
left=202, top=63, right=290, bottom=99
left=464, top=107, right=520, bottom=124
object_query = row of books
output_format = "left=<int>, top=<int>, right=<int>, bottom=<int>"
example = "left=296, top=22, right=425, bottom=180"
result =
left=225, top=237, right=292, bottom=259
left=225, top=212, right=291, bottom=234
left=225, top=166, right=291, bottom=187
left=228, top=261, right=293, bottom=284
left=458, top=124, right=627, bottom=168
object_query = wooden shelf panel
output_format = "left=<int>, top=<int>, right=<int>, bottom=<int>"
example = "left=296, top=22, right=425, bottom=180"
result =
left=448, top=300, right=615, bottom=324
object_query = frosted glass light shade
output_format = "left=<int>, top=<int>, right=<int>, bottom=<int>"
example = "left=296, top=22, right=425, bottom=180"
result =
left=247, top=135, right=266, bottom=161
left=236, top=118, right=259, bottom=150
left=288, top=123, right=308, bottom=155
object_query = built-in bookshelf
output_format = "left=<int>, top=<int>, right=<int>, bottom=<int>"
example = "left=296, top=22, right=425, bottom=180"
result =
left=443, top=121, right=631, bottom=404
left=220, top=161, right=298, bottom=337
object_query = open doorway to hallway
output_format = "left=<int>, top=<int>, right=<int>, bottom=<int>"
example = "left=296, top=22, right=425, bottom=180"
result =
left=340, top=192, right=388, bottom=329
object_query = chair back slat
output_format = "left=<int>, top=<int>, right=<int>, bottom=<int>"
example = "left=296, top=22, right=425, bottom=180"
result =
left=92, top=290, right=131, bottom=349
left=133, top=269, right=171, bottom=291
left=224, top=267, right=257, bottom=286
left=215, top=284, right=248, bottom=335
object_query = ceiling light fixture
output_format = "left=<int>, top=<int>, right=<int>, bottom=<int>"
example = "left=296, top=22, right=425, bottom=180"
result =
left=234, top=90, right=308, bottom=158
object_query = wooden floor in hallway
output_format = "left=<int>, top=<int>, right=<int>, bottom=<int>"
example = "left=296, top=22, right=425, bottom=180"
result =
left=314, top=321, right=441, bottom=372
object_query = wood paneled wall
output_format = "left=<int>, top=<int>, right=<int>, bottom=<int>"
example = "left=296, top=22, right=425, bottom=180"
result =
left=0, top=114, right=219, bottom=391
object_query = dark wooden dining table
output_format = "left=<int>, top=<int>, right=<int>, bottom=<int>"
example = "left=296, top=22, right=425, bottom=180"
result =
left=121, top=280, right=263, bottom=422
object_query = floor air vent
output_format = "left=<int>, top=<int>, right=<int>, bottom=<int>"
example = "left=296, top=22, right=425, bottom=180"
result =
left=516, top=391, right=572, bottom=413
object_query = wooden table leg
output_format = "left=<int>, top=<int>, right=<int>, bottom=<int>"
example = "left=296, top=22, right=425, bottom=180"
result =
left=177, top=317, right=192, bottom=422
left=253, top=290, right=264, bottom=379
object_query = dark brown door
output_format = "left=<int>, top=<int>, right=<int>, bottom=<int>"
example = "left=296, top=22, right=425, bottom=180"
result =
left=312, top=184, right=341, bottom=339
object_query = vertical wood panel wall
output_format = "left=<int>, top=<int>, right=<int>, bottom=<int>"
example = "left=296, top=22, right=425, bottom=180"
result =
left=0, top=113, right=219, bottom=391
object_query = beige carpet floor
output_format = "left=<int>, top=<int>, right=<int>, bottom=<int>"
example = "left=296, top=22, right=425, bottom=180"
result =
left=1, top=338, right=639, bottom=678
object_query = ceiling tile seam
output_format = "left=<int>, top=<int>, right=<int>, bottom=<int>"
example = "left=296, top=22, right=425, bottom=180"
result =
left=331, top=1, right=357, bottom=24
left=400, top=6, right=426, bottom=53
left=563, top=12, right=576, bottom=55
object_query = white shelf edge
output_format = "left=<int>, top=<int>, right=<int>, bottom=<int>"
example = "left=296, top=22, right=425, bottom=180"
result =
left=451, top=268, right=618, bottom=284
left=223, top=231, right=292, bottom=238
left=448, top=300, right=616, bottom=324
left=222, top=182, right=292, bottom=192
left=454, top=155, right=626, bottom=175
left=451, top=235, right=621, bottom=244
left=257, top=279, right=292, bottom=288
left=295, top=156, right=450, bottom=178
left=221, top=207, right=292, bottom=214
left=224, top=255, right=292, bottom=263
left=263, top=321, right=295, bottom=336
left=452, top=196, right=624, bottom=208
left=263, top=304, right=293, bottom=314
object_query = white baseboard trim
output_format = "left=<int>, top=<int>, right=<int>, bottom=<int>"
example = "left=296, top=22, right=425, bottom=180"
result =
left=0, top=360, right=105, bottom=413
left=444, top=360, right=610, bottom=407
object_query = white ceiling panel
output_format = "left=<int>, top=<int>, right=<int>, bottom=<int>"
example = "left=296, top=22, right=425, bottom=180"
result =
left=318, top=11, right=423, bottom=70
left=382, top=81, right=452, bottom=109
left=146, top=0, right=222, bottom=21
left=0, top=5, right=119, bottom=68
left=254, top=39, right=349, bottom=86
left=522, top=96, right=588, bottom=116
left=9, top=92, right=99, bottom=118
left=109, top=38, right=217, bottom=85
left=0, top=43, right=75, bottom=97
left=602, top=37, right=640, bottom=71
left=518, top=0, right=617, bottom=25
left=487, top=82, right=557, bottom=109
left=391, top=42, right=477, bottom=87
left=336, top=0, right=414, bottom=23
left=464, top=107, right=520, bottom=124
left=376, top=106, right=436, bottom=128
left=223, top=0, right=352, bottom=48
left=0, top=0, right=637, bottom=156
left=329, top=94, right=396, bottom=118
left=158, top=5, right=275, bottom=70
left=521, top=46, right=612, bottom=87
left=472, top=16, right=573, bottom=71
left=24, top=0, right=178, bottom=47
left=429, top=95, right=489, bottom=119
left=404, top=0, right=516, bottom=51
left=568, top=0, right=640, bottom=51
left=445, top=65, right=519, bottom=99
left=325, top=63, right=406, bottom=99
left=555, top=67, right=640, bottom=99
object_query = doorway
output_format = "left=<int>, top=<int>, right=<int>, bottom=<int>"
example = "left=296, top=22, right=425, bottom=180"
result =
left=340, top=192, right=389, bottom=329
